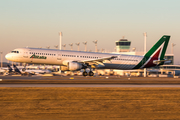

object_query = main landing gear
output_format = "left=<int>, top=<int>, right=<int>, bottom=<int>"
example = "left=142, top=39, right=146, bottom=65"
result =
left=83, top=71, right=94, bottom=76
left=82, top=64, right=94, bottom=77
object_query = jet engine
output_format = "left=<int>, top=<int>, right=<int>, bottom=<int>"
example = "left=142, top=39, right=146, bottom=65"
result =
left=61, top=61, right=83, bottom=71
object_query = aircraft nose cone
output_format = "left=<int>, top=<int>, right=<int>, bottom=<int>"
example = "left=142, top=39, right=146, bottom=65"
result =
left=5, top=54, right=11, bottom=60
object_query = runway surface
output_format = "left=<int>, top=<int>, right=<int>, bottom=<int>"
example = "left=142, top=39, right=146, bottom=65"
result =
left=1, top=75, right=180, bottom=87
left=1, top=84, right=180, bottom=87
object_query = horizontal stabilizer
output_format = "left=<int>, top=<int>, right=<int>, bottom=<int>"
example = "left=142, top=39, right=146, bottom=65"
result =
left=153, top=60, right=171, bottom=65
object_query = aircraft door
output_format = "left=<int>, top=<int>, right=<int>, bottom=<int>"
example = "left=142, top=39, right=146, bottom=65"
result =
left=23, top=51, right=30, bottom=62
left=57, top=51, right=62, bottom=62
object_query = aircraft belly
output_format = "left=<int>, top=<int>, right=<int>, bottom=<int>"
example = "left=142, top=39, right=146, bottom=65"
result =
left=100, top=63, right=136, bottom=70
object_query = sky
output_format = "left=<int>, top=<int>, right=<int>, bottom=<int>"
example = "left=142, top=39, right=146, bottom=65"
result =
left=0, top=0, right=180, bottom=64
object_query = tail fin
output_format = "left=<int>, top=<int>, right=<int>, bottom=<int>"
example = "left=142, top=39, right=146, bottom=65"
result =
left=144, top=35, right=170, bottom=60
left=134, top=35, right=170, bottom=69
left=13, top=64, right=21, bottom=74
left=7, top=64, right=13, bottom=72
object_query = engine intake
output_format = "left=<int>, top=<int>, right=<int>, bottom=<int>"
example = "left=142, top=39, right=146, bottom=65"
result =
left=68, top=62, right=83, bottom=71
left=61, top=61, right=83, bottom=71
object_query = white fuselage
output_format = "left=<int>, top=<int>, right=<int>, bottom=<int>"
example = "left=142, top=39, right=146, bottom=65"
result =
left=5, top=48, right=144, bottom=70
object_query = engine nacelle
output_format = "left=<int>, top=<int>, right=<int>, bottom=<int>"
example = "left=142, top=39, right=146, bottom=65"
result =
left=68, top=62, right=83, bottom=71
left=61, top=61, right=83, bottom=71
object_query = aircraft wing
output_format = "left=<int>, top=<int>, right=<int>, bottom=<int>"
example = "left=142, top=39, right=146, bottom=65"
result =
left=77, top=56, right=117, bottom=65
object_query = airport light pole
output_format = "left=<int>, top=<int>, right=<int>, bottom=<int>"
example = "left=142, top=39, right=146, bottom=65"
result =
left=144, top=32, right=147, bottom=54
left=59, top=32, right=62, bottom=50
left=93, top=40, right=98, bottom=52
left=83, top=41, right=87, bottom=52
left=76, top=42, right=80, bottom=51
left=62, top=44, right=66, bottom=50
left=0, top=51, right=2, bottom=69
left=59, top=32, right=62, bottom=75
left=54, top=45, right=58, bottom=49
left=69, top=43, right=73, bottom=50
left=143, top=32, right=147, bottom=77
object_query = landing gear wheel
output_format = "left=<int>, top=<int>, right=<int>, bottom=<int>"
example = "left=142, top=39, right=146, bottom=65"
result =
left=83, top=71, right=88, bottom=76
left=89, top=71, right=94, bottom=76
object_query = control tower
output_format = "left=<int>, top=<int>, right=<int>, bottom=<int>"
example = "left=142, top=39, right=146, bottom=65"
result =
left=115, top=37, right=131, bottom=52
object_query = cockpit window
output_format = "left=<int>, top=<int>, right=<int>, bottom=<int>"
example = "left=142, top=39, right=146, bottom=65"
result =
left=11, top=51, right=19, bottom=53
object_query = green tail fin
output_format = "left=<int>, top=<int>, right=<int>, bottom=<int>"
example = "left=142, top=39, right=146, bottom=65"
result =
left=145, top=35, right=170, bottom=60
left=134, top=35, right=170, bottom=69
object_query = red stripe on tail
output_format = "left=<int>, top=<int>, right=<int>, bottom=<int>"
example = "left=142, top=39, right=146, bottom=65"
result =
left=143, top=48, right=161, bottom=68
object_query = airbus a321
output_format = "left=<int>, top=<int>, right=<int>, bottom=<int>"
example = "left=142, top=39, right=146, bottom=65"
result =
left=5, top=35, right=170, bottom=76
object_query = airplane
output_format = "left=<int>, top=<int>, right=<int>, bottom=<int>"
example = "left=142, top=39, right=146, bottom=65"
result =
left=5, top=35, right=170, bottom=76
left=7, top=64, right=13, bottom=73
left=12, top=64, right=52, bottom=75
left=0, top=67, right=9, bottom=73
left=1, top=64, right=19, bottom=75
left=0, top=64, right=14, bottom=73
